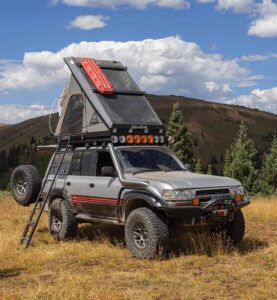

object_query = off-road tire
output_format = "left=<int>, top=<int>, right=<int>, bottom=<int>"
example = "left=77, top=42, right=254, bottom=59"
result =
left=10, top=165, right=41, bottom=206
left=226, top=209, right=245, bottom=246
left=48, top=198, right=78, bottom=240
left=125, top=207, right=169, bottom=259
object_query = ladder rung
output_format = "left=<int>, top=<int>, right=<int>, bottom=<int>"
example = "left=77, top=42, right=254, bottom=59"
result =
left=20, top=137, right=71, bottom=248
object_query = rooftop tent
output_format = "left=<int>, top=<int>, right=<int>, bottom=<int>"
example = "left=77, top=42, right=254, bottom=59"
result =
left=55, top=57, right=163, bottom=139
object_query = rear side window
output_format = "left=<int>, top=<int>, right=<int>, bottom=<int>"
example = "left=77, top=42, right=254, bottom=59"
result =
left=49, top=152, right=73, bottom=175
left=69, top=150, right=96, bottom=176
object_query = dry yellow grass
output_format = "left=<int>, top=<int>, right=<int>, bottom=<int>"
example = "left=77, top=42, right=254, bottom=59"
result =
left=0, top=192, right=277, bottom=300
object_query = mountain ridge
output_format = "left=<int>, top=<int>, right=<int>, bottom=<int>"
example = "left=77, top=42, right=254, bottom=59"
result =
left=0, top=95, right=276, bottom=173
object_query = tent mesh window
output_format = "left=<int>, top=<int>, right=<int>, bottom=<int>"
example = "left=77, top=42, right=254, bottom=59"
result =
left=60, top=94, right=84, bottom=135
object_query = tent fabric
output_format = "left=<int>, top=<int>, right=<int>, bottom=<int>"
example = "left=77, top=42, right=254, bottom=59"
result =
left=60, top=94, right=84, bottom=135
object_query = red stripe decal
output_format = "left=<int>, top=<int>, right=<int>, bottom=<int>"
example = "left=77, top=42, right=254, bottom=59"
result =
left=72, top=195, right=123, bottom=205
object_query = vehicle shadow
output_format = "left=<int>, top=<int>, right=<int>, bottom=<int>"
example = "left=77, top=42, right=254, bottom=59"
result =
left=0, top=268, right=24, bottom=279
left=77, top=224, right=268, bottom=258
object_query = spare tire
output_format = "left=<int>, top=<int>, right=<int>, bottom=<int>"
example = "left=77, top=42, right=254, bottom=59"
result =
left=10, top=165, right=42, bottom=206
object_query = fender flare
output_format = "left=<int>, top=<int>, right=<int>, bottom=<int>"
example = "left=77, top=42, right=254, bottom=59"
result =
left=48, top=188, right=75, bottom=212
left=121, top=190, right=166, bottom=223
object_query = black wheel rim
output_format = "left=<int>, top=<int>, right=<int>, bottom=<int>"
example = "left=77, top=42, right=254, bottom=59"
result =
left=133, top=222, right=149, bottom=249
left=16, top=176, right=27, bottom=195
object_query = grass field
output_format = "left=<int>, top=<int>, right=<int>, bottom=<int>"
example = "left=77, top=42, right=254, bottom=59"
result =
left=0, top=192, right=276, bottom=299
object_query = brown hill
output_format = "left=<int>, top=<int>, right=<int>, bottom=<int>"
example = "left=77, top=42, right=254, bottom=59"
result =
left=0, top=95, right=276, bottom=170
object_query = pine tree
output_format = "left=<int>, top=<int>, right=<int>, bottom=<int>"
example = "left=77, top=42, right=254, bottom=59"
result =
left=207, top=164, right=213, bottom=175
left=0, top=150, right=8, bottom=172
left=229, top=123, right=257, bottom=192
left=195, top=159, right=203, bottom=174
left=261, top=136, right=277, bottom=194
left=223, top=149, right=231, bottom=177
left=167, top=103, right=193, bottom=164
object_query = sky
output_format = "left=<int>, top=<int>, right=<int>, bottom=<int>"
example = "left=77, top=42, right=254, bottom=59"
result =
left=0, top=0, right=276, bottom=124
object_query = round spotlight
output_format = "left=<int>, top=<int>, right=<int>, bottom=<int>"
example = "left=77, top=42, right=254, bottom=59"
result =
left=111, top=136, right=119, bottom=144
left=148, top=135, right=154, bottom=144
left=127, top=135, right=134, bottom=144
left=134, top=135, right=141, bottom=144
left=141, top=135, right=148, bottom=144
left=119, top=136, right=126, bottom=143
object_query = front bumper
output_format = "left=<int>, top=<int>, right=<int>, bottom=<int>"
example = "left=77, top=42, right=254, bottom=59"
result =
left=160, top=197, right=250, bottom=225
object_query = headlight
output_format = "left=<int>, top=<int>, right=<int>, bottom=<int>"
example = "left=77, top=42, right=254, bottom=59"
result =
left=162, top=189, right=195, bottom=202
left=229, top=185, right=245, bottom=202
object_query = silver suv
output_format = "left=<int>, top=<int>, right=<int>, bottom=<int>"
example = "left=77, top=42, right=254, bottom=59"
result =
left=35, top=143, right=248, bottom=258
left=10, top=57, right=250, bottom=258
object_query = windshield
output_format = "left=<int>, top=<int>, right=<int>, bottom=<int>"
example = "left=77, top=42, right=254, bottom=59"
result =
left=116, top=147, right=185, bottom=174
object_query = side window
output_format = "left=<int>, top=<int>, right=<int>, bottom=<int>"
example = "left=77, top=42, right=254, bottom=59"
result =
left=96, top=151, right=115, bottom=176
left=69, top=150, right=96, bottom=176
left=49, top=152, right=73, bottom=175
left=69, top=151, right=83, bottom=175
left=81, top=150, right=96, bottom=176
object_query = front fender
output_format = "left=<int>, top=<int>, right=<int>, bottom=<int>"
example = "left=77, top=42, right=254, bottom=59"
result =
left=121, top=190, right=167, bottom=223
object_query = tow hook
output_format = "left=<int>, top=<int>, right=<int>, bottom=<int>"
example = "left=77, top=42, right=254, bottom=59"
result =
left=213, top=209, right=228, bottom=217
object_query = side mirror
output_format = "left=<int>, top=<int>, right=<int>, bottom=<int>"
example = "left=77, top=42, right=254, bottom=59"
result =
left=101, top=166, right=116, bottom=177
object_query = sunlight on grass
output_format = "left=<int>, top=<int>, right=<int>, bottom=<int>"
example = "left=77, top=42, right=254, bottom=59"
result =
left=0, top=194, right=276, bottom=299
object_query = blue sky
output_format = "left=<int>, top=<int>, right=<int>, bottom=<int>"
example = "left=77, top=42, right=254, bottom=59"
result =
left=0, top=0, right=276, bottom=123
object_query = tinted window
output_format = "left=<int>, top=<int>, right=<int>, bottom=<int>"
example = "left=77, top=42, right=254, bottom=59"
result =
left=69, top=150, right=96, bottom=176
left=96, top=151, right=115, bottom=176
left=49, top=152, right=73, bottom=175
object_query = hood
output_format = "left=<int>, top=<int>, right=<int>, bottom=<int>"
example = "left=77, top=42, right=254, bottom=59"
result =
left=126, top=171, right=241, bottom=190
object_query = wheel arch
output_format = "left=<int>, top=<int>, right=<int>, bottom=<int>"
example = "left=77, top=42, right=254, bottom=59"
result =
left=122, top=191, right=165, bottom=223
left=48, top=188, right=75, bottom=212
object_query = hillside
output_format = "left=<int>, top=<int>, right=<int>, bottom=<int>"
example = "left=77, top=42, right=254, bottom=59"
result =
left=0, top=95, right=276, bottom=186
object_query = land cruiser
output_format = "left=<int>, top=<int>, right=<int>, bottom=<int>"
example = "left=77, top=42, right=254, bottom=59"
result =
left=10, top=57, right=250, bottom=258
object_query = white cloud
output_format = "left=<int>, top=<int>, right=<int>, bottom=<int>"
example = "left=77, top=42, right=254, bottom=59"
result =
left=240, top=54, right=269, bottom=61
left=248, top=14, right=277, bottom=37
left=216, top=0, right=256, bottom=13
left=68, top=15, right=109, bottom=30
left=0, top=36, right=254, bottom=101
left=0, top=104, right=52, bottom=124
left=196, top=0, right=215, bottom=3
left=247, top=0, right=277, bottom=37
left=240, top=53, right=277, bottom=61
left=53, top=0, right=190, bottom=9
left=196, top=0, right=277, bottom=38
left=228, top=87, right=277, bottom=113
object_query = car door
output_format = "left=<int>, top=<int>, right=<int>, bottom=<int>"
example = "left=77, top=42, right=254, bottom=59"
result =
left=82, top=150, right=122, bottom=220
left=66, top=149, right=122, bottom=220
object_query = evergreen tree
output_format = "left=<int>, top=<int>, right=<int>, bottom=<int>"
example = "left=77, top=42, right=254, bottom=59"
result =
left=261, top=136, right=277, bottom=194
left=167, top=103, right=193, bottom=164
left=229, top=123, right=257, bottom=192
left=207, top=164, right=213, bottom=175
left=8, top=146, right=19, bottom=168
left=223, top=149, right=231, bottom=177
left=30, top=136, right=36, bottom=145
left=0, top=150, right=8, bottom=172
left=195, top=159, right=203, bottom=174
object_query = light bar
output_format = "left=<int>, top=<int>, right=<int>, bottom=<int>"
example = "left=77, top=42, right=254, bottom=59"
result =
left=110, top=134, right=167, bottom=145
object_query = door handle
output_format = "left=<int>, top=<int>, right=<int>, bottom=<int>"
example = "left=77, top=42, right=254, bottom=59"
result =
left=89, top=183, right=95, bottom=188
left=66, top=182, right=71, bottom=186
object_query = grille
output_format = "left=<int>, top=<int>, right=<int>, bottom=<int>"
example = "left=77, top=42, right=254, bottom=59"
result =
left=196, top=188, right=230, bottom=202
